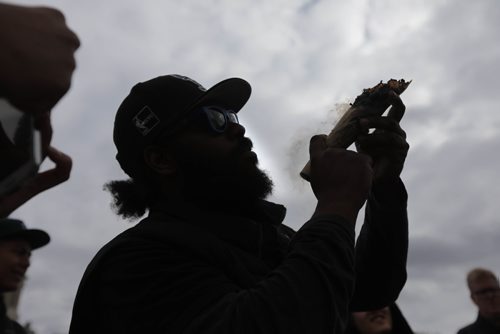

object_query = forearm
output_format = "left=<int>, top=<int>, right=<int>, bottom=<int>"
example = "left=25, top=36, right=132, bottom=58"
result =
left=350, top=178, right=409, bottom=310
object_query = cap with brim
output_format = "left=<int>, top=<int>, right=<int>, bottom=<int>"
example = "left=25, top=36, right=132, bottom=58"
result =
left=113, top=74, right=252, bottom=178
left=0, top=218, right=50, bottom=249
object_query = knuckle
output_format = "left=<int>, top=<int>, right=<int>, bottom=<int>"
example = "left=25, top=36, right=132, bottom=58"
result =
left=42, top=6, right=66, bottom=21
left=310, top=134, right=326, bottom=146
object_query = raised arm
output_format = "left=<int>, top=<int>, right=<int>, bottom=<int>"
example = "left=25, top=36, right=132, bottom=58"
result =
left=349, top=112, right=410, bottom=311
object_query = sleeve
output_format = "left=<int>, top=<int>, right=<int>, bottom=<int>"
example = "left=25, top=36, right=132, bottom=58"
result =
left=97, top=215, right=356, bottom=334
left=349, top=178, right=409, bottom=311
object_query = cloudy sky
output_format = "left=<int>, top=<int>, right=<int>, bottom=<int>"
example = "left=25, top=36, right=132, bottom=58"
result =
left=6, top=0, right=500, bottom=333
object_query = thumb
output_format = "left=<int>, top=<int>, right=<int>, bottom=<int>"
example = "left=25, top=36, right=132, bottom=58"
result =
left=309, top=134, right=327, bottom=161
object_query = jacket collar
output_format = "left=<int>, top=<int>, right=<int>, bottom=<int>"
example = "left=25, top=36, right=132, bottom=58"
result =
left=148, top=199, right=287, bottom=257
left=475, top=313, right=500, bottom=332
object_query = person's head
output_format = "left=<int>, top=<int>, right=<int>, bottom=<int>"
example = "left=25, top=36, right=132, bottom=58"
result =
left=106, top=74, right=273, bottom=219
left=467, top=268, right=500, bottom=320
left=0, top=218, right=50, bottom=292
left=351, top=306, right=392, bottom=334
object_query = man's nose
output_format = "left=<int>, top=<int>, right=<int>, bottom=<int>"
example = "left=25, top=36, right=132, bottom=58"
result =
left=226, top=122, right=246, bottom=138
left=20, top=255, right=31, bottom=269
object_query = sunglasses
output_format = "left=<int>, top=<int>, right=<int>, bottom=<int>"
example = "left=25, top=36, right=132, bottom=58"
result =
left=154, top=105, right=241, bottom=145
left=190, top=105, right=239, bottom=133
left=474, top=287, right=500, bottom=299
left=160, top=105, right=239, bottom=137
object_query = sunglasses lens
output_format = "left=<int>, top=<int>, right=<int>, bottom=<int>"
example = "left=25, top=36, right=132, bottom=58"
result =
left=205, top=109, right=226, bottom=132
left=227, top=113, right=238, bottom=124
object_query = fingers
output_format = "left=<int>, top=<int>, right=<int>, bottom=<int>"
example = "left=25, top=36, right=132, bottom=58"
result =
left=45, top=146, right=72, bottom=182
left=0, top=146, right=72, bottom=217
left=385, top=91, right=406, bottom=122
left=309, top=134, right=328, bottom=160
left=309, top=142, right=374, bottom=221
left=46, top=146, right=72, bottom=168
left=0, top=3, right=80, bottom=114
left=354, top=89, right=406, bottom=121
left=355, top=116, right=409, bottom=156
left=357, top=132, right=409, bottom=149
left=356, top=129, right=409, bottom=155
left=358, top=116, right=407, bottom=139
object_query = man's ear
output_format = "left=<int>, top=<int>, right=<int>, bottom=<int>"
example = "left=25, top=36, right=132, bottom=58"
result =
left=144, top=146, right=177, bottom=175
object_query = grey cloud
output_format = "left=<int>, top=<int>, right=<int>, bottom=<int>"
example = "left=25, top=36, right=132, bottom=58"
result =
left=6, top=0, right=500, bottom=333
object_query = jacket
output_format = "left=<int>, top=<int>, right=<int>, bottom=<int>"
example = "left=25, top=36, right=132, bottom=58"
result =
left=458, top=314, right=500, bottom=334
left=70, top=180, right=408, bottom=334
left=0, top=298, right=26, bottom=334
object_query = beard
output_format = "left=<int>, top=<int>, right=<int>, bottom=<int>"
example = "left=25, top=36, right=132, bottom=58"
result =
left=175, top=137, right=274, bottom=211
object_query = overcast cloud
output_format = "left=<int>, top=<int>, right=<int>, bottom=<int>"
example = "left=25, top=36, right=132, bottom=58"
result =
left=6, top=0, right=500, bottom=333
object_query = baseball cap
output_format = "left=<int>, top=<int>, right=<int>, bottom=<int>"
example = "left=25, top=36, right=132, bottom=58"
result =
left=0, top=218, right=50, bottom=249
left=113, top=74, right=252, bottom=178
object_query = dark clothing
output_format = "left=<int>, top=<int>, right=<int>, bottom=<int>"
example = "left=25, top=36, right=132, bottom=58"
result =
left=458, top=314, right=500, bottom=334
left=344, top=303, right=414, bottom=334
left=0, top=299, right=26, bottom=334
left=70, top=181, right=408, bottom=334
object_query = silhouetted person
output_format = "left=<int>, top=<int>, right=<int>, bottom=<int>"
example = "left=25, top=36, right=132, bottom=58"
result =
left=458, top=268, right=500, bottom=334
left=0, top=218, right=50, bottom=334
left=69, top=74, right=410, bottom=333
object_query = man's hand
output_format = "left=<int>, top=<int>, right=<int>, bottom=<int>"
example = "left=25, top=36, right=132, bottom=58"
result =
left=0, top=3, right=80, bottom=114
left=355, top=116, right=409, bottom=188
left=0, top=147, right=72, bottom=218
left=309, top=135, right=373, bottom=224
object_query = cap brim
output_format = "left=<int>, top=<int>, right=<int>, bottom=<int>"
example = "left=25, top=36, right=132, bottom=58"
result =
left=189, top=77, right=252, bottom=113
left=10, top=229, right=50, bottom=249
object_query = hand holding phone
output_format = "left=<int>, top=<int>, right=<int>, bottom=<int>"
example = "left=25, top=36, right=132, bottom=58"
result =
left=0, top=146, right=72, bottom=218
left=0, top=98, right=72, bottom=217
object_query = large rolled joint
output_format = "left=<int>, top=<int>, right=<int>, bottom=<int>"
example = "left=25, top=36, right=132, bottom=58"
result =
left=300, top=79, right=411, bottom=181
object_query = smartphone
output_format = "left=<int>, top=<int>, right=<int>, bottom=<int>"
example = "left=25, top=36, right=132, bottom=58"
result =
left=0, top=99, right=42, bottom=196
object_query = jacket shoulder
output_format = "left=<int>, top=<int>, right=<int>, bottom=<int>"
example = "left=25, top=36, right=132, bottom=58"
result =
left=457, top=323, right=475, bottom=334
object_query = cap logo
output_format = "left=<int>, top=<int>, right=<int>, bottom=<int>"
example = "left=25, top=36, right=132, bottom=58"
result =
left=132, top=106, right=160, bottom=136
left=171, top=74, right=206, bottom=92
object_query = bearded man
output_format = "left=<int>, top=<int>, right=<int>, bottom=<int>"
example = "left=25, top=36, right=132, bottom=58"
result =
left=69, top=74, right=410, bottom=334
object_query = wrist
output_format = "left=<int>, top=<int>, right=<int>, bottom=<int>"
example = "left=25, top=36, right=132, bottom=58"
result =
left=370, top=178, right=408, bottom=211
left=313, top=200, right=360, bottom=225
left=373, top=174, right=401, bottom=187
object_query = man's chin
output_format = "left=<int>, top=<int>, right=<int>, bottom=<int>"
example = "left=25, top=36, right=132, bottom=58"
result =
left=226, top=164, right=274, bottom=203
left=242, top=150, right=258, bottom=160
left=183, top=163, right=273, bottom=206
left=237, top=150, right=259, bottom=171
left=250, top=167, right=274, bottom=200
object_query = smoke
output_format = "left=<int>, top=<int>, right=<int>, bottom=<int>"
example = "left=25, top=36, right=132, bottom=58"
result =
left=285, top=101, right=352, bottom=189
